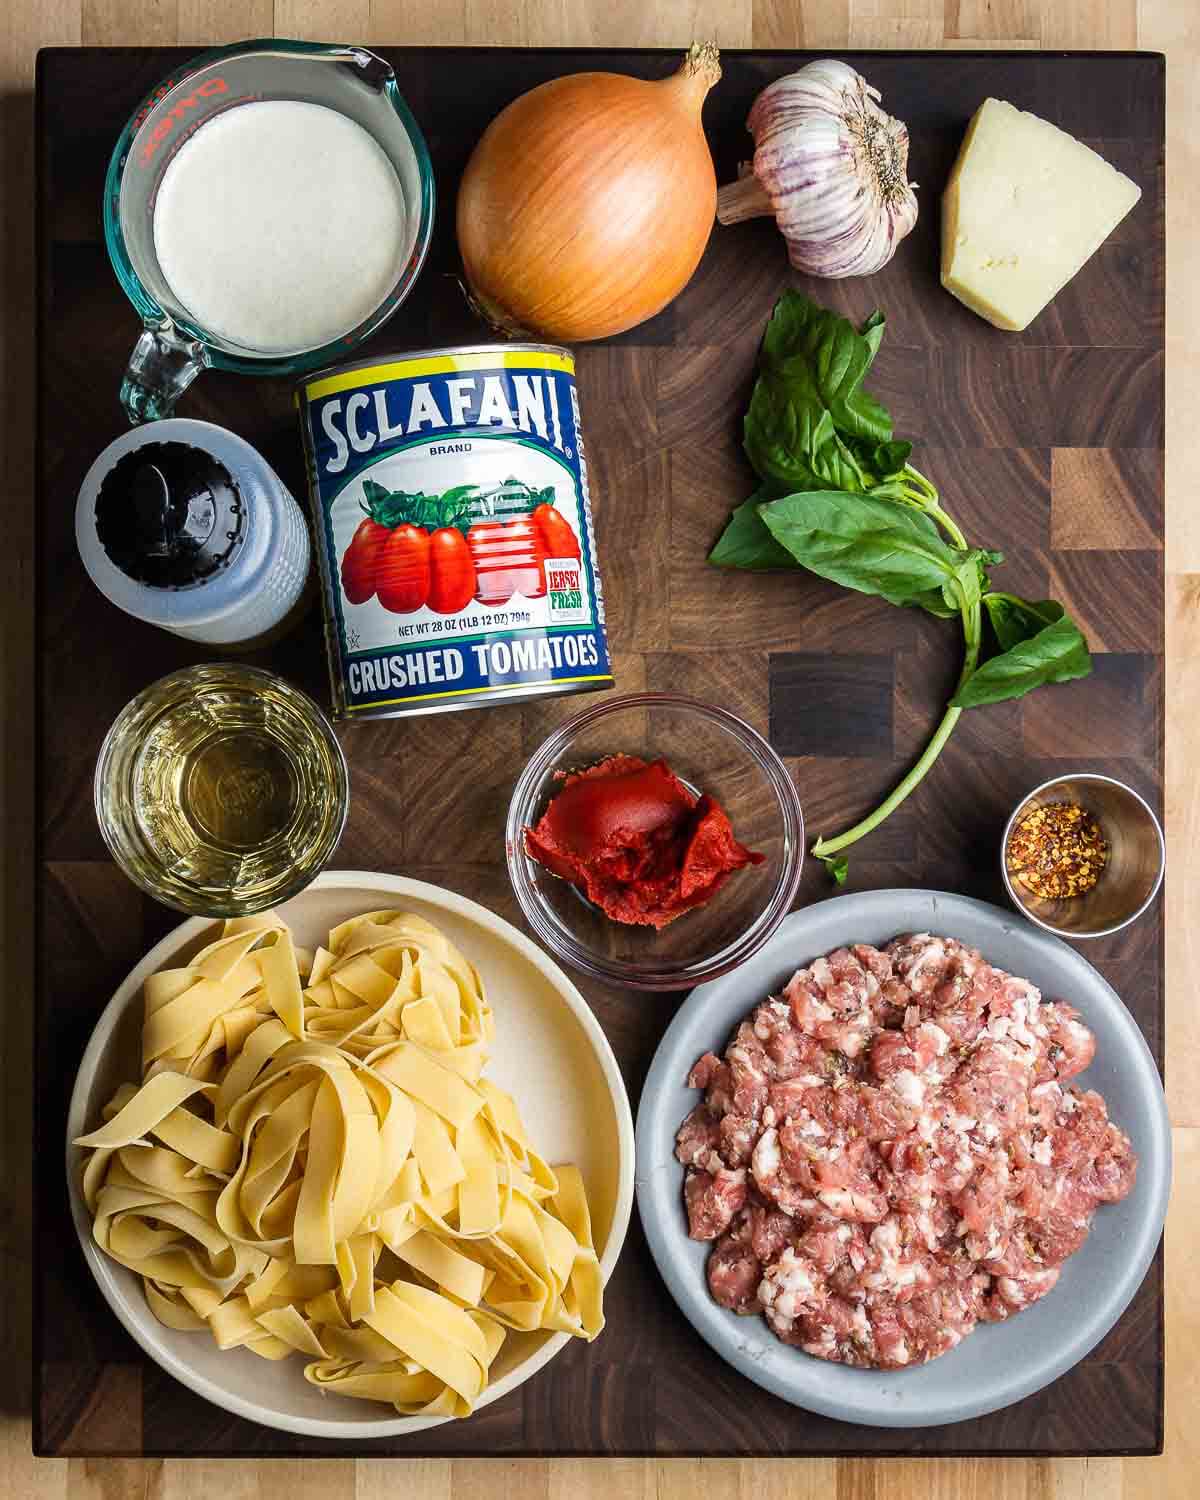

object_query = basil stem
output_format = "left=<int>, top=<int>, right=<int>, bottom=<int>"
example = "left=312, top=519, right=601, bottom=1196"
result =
left=812, top=565, right=983, bottom=863
left=901, top=465, right=967, bottom=549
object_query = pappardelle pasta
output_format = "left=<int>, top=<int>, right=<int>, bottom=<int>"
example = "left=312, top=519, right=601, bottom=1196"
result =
left=75, top=909, right=604, bottom=1419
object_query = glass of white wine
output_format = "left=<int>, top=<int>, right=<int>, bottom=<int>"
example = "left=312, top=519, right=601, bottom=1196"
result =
left=95, top=664, right=349, bottom=916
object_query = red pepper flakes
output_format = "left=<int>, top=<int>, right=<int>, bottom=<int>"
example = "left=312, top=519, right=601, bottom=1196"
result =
left=1006, top=801, right=1108, bottom=900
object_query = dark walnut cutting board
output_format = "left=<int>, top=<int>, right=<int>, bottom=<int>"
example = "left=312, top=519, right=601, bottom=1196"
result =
left=34, top=47, right=1164, bottom=1458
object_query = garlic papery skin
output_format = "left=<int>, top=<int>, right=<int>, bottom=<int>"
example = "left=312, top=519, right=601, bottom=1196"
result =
left=717, top=59, right=919, bottom=279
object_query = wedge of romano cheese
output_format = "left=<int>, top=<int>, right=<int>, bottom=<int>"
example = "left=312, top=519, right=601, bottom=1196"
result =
left=941, top=98, right=1141, bottom=332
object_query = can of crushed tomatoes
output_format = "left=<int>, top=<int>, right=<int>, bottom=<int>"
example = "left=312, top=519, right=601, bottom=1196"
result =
left=296, top=344, right=613, bottom=721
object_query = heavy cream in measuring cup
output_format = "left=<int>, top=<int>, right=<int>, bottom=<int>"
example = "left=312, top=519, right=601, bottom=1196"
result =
left=152, top=100, right=407, bottom=355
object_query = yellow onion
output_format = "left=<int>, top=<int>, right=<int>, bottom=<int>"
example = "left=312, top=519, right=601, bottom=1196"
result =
left=457, top=45, right=722, bottom=342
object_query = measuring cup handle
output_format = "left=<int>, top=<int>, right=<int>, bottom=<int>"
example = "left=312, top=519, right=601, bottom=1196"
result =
left=120, top=326, right=206, bottom=424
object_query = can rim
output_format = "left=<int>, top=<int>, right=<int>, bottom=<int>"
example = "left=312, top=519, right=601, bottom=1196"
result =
left=293, top=342, right=575, bottom=396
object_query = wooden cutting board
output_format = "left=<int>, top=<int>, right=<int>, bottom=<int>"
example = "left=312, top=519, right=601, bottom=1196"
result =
left=34, top=46, right=1164, bottom=1458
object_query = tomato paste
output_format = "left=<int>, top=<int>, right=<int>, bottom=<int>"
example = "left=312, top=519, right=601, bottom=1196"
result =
left=523, top=754, right=764, bottom=929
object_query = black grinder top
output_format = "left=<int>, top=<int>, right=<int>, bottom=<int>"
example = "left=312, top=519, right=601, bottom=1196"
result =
left=94, top=440, right=246, bottom=589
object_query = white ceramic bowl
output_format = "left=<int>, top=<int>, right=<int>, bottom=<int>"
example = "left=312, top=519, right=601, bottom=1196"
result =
left=66, top=871, right=635, bottom=1438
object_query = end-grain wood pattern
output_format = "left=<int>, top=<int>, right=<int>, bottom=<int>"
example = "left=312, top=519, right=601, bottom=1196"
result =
left=35, top=47, right=1164, bottom=1459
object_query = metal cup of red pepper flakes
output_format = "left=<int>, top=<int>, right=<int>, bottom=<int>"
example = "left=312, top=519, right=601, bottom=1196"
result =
left=296, top=344, right=613, bottom=720
left=1006, top=801, right=1109, bottom=900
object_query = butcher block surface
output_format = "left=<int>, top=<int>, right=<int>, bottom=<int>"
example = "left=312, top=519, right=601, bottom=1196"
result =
left=34, top=47, right=1164, bottom=1457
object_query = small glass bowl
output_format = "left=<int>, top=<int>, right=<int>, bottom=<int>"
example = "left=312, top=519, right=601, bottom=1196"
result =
left=506, top=694, right=804, bottom=991
left=95, top=663, right=349, bottom=917
left=1000, top=772, right=1164, bottom=939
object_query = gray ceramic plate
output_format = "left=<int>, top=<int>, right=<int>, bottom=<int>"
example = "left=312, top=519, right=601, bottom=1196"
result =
left=635, top=890, right=1170, bottom=1428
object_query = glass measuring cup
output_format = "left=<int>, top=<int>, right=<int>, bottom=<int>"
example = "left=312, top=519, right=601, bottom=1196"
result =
left=105, top=39, right=435, bottom=424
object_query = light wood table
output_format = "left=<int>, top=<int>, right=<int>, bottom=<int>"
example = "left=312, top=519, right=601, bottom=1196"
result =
left=2, top=2, right=1195, bottom=1497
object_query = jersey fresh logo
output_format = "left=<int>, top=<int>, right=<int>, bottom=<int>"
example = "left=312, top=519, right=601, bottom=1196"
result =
left=546, top=560, right=589, bottom=625
left=138, top=78, right=228, bottom=165
left=547, top=563, right=583, bottom=612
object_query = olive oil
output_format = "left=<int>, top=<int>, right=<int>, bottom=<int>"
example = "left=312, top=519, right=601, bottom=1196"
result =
left=97, top=665, right=348, bottom=916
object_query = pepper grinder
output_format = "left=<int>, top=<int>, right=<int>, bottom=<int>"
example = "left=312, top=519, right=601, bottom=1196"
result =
left=75, top=418, right=311, bottom=647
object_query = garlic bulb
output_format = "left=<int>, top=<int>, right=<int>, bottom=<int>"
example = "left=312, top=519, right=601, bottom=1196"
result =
left=716, top=59, right=918, bottom=278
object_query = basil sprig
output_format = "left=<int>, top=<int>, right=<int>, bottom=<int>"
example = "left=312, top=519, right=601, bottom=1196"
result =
left=710, top=292, right=1092, bottom=882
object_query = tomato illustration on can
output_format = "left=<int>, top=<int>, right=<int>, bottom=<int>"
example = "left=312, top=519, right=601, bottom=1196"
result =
left=427, top=528, right=476, bottom=614
left=333, top=476, right=581, bottom=615
left=466, top=516, right=546, bottom=606
left=339, top=516, right=390, bottom=605
left=375, top=523, right=432, bottom=614
left=532, top=502, right=580, bottom=562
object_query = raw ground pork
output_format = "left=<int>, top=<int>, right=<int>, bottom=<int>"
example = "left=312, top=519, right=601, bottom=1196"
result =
left=676, top=933, right=1137, bottom=1370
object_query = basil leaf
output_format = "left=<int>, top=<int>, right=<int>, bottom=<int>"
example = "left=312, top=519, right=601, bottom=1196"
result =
left=362, top=478, right=405, bottom=525
left=439, top=483, right=480, bottom=507
left=950, top=550, right=993, bottom=617
left=982, top=594, right=1065, bottom=652
left=759, top=293, right=893, bottom=443
left=905, top=586, right=960, bottom=619
left=974, top=549, right=1004, bottom=601
left=746, top=369, right=875, bottom=495
left=760, top=291, right=821, bottom=364
left=434, top=483, right=481, bottom=533
left=818, top=433, right=869, bottom=493
left=860, top=309, right=886, bottom=363
left=758, top=491, right=962, bottom=606
left=820, top=853, right=849, bottom=885
left=899, top=549, right=991, bottom=622
left=744, top=366, right=838, bottom=489
left=909, top=548, right=1001, bottom=608
left=709, top=488, right=798, bottom=570
left=862, top=440, right=913, bottom=480
left=742, top=294, right=901, bottom=501
left=952, top=613, right=1092, bottom=708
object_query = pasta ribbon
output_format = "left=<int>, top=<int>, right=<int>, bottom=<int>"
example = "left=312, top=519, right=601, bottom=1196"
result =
left=75, top=909, right=604, bottom=1420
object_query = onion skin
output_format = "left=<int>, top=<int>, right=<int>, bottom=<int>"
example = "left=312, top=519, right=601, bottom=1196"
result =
left=457, top=45, right=721, bottom=342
